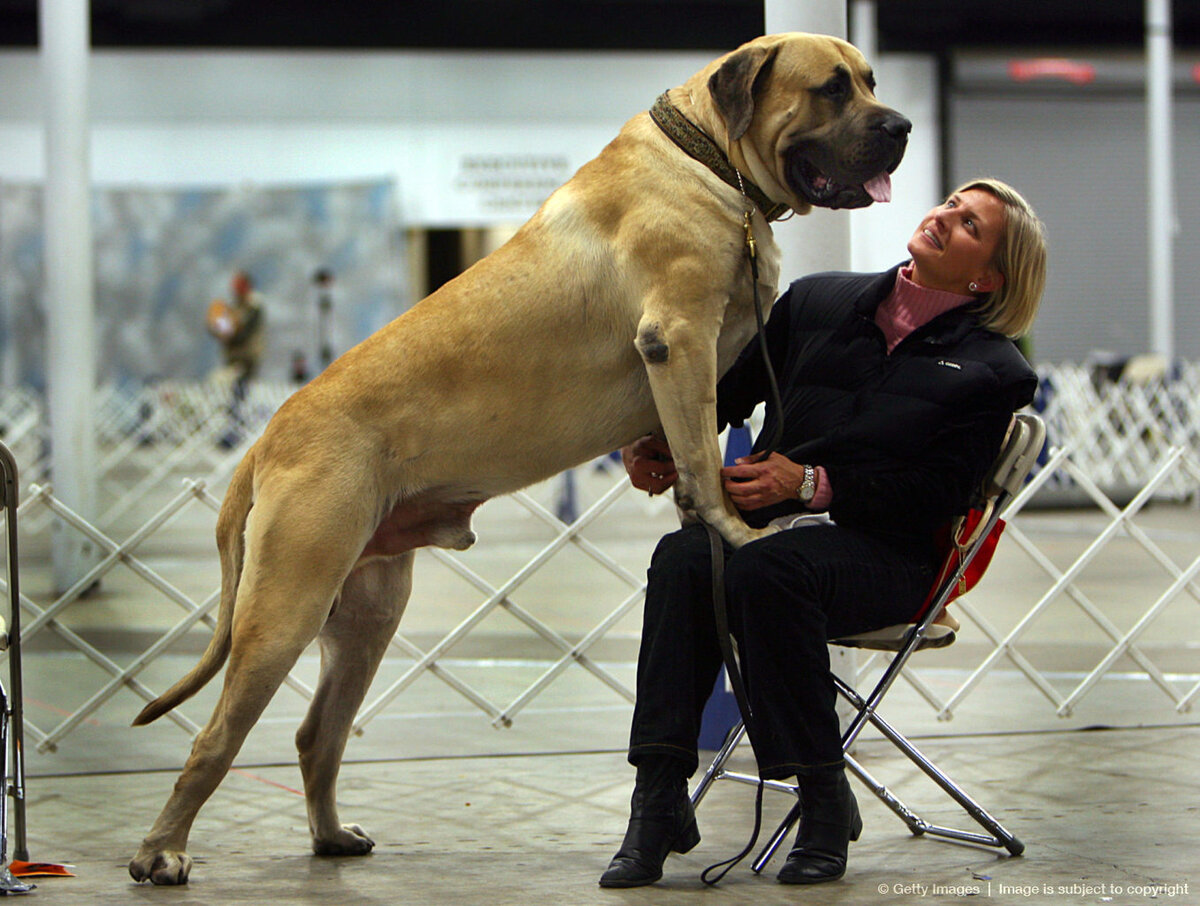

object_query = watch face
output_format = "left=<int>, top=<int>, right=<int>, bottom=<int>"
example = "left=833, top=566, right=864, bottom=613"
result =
left=798, top=466, right=816, bottom=502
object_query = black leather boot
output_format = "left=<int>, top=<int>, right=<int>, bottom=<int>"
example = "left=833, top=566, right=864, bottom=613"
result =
left=776, top=767, right=862, bottom=885
left=599, top=758, right=700, bottom=888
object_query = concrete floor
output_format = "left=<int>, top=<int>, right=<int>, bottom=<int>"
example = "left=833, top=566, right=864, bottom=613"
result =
left=3, top=468, right=1199, bottom=904
left=11, top=725, right=1199, bottom=905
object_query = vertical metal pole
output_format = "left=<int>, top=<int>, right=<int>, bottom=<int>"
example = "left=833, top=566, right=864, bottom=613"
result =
left=1, top=445, right=28, bottom=865
left=763, top=0, right=850, bottom=279
left=1146, top=0, right=1175, bottom=361
left=41, top=0, right=98, bottom=591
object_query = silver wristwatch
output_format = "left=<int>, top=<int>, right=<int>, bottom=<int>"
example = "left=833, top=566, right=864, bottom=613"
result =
left=796, top=464, right=816, bottom=504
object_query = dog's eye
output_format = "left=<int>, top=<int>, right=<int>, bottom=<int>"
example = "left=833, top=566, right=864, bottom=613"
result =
left=821, top=79, right=848, bottom=101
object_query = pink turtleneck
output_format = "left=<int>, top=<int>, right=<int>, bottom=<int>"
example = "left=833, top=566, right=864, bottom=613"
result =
left=874, top=263, right=975, bottom=353
left=806, top=264, right=973, bottom=511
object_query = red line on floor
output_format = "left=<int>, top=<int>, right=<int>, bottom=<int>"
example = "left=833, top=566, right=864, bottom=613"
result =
left=230, top=767, right=304, bottom=796
left=25, top=697, right=103, bottom=726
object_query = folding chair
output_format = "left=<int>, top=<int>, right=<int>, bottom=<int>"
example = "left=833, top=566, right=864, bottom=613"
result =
left=0, top=442, right=32, bottom=894
left=690, top=412, right=1046, bottom=871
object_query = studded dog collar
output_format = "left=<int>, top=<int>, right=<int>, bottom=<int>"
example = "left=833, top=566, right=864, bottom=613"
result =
left=649, top=92, right=791, bottom=223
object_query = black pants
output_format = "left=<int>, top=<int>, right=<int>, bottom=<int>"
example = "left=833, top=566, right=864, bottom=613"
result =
left=627, top=521, right=937, bottom=780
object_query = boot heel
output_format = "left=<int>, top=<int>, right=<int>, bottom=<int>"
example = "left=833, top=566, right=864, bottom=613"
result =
left=848, top=796, right=863, bottom=842
left=672, top=817, right=701, bottom=854
left=672, top=795, right=701, bottom=853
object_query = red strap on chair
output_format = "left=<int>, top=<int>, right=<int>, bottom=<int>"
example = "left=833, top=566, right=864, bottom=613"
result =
left=910, top=510, right=1006, bottom=622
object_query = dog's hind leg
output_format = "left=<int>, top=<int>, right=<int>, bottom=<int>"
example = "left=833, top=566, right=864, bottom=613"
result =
left=296, top=553, right=414, bottom=855
left=130, top=491, right=371, bottom=885
left=130, top=615, right=334, bottom=882
left=130, top=590, right=342, bottom=884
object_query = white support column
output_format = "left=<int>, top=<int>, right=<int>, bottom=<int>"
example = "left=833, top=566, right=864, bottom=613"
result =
left=849, top=0, right=879, bottom=273
left=41, top=0, right=98, bottom=590
left=850, top=0, right=877, bottom=65
left=763, top=0, right=851, bottom=280
left=1146, top=0, right=1175, bottom=361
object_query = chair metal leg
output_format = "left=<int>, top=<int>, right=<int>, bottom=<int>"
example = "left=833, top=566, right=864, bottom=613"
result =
left=857, top=707, right=1024, bottom=854
left=745, top=738, right=1022, bottom=875
left=691, top=720, right=797, bottom=806
left=750, top=799, right=799, bottom=873
left=691, top=721, right=745, bottom=808
left=746, top=752, right=928, bottom=874
left=843, top=752, right=927, bottom=837
left=726, top=668, right=1024, bottom=874
left=835, top=674, right=1024, bottom=856
left=0, top=687, right=32, bottom=894
left=693, top=720, right=803, bottom=875
left=4, top=635, right=28, bottom=865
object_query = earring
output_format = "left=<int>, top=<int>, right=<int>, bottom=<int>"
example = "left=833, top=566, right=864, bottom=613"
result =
left=969, top=282, right=979, bottom=292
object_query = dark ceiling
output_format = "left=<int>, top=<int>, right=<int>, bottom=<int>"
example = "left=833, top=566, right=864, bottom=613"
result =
left=0, top=1, right=1196, bottom=51
left=877, top=1, right=1198, bottom=52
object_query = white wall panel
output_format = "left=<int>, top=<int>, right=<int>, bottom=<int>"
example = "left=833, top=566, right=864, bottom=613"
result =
left=0, top=47, right=937, bottom=235
left=950, top=90, right=1200, bottom=363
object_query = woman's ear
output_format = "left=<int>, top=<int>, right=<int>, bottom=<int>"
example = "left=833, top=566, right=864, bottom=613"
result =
left=972, top=268, right=1004, bottom=294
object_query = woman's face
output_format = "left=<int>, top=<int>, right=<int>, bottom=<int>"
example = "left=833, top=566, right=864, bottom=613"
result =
left=907, top=188, right=1006, bottom=295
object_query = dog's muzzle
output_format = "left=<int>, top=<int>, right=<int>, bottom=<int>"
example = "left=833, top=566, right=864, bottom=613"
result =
left=786, top=110, right=912, bottom=210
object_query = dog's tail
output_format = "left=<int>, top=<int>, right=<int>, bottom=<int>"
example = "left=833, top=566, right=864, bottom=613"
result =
left=132, top=448, right=256, bottom=726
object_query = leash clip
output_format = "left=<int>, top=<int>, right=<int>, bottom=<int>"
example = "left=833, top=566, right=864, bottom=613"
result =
left=734, top=168, right=758, bottom=260
left=743, top=210, right=757, bottom=260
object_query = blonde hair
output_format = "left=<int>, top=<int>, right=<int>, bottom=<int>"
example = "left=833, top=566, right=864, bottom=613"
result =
left=953, top=178, right=1047, bottom=339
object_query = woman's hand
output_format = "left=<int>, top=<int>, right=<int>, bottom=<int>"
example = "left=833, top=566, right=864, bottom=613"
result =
left=721, top=451, right=811, bottom=511
left=621, top=434, right=677, bottom=496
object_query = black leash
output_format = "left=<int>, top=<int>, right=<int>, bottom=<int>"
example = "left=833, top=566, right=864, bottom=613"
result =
left=699, top=200, right=787, bottom=885
left=699, top=521, right=764, bottom=886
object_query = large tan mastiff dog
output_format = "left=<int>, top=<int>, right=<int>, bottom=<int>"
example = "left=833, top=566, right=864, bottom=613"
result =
left=129, top=32, right=909, bottom=884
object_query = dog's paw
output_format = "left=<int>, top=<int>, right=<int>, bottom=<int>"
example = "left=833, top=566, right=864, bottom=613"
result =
left=313, top=824, right=376, bottom=856
left=726, top=523, right=777, bottom=549
left=129, top=846, right=193, bottom=885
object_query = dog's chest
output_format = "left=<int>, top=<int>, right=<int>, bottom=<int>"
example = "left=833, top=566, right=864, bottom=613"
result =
left=715, top=227, right=780, bottom=375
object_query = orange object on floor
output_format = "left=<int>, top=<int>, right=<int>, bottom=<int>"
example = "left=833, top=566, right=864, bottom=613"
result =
left=8, top=860, right=74, bottom=877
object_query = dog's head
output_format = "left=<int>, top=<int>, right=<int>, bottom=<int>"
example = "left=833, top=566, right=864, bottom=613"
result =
left=700, top=32, right=910, bottom=214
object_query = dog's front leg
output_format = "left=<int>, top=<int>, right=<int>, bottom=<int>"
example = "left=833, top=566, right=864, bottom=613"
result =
left=635, top=308, right=772, bottom=549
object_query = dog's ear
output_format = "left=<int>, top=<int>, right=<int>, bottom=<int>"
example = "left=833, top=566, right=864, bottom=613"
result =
left=708, top=44, right=779, bottom=142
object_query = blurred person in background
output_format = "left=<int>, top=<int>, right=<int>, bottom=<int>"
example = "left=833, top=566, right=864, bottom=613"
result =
left=207, top=269, right=265, bottom=447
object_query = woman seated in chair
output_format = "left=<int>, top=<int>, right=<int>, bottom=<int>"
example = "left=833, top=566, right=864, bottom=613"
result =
left=601, top=178, right=1048, bottom=888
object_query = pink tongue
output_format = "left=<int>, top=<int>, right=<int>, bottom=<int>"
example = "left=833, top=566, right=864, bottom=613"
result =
left=864, top=172, right=892, bottom=203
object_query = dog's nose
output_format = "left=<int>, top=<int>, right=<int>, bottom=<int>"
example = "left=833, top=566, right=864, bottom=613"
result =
left=879, top=112, right=912, bottom=141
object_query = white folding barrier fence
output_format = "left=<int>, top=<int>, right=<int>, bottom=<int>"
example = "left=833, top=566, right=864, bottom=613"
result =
left=1, top=364, right=1198, bottom=760
left=865, top=442, right=1200, bottom=723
